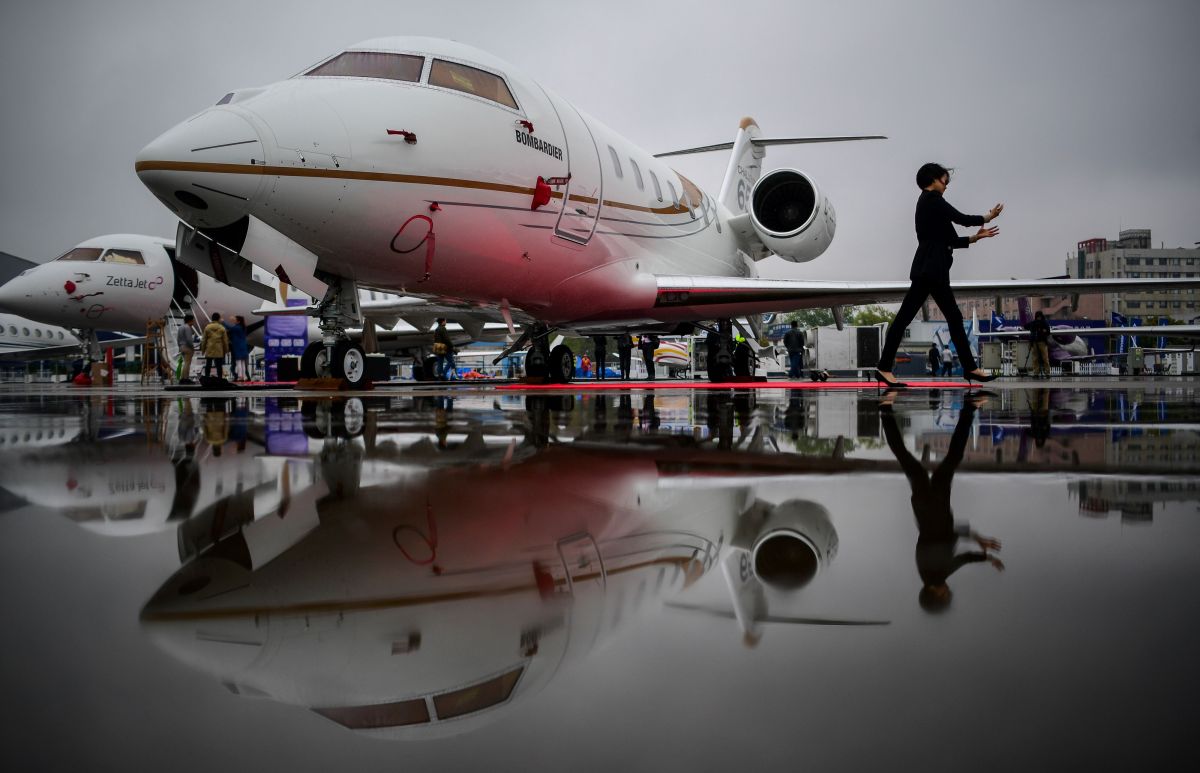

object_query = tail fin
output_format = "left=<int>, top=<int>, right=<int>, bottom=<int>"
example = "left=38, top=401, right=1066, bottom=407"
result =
left=718, top=118, right=765, bottom=214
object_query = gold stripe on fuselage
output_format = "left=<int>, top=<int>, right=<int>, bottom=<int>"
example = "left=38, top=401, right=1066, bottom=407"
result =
left=134, top=160, right=692, bottom=217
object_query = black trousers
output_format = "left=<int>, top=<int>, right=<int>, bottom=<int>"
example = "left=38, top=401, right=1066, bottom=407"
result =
left=879, top=278, right=976, bottom=373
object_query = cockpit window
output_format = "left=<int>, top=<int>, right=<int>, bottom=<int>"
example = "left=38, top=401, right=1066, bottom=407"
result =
left=432, top=666, right=523, bottom=720
left=54, top=247, right=102, bottom=262
left=313, top=698, right=430, bottom=730
left=304, top=52, right=424, bottom=83
left=102, top=249, right=145, bottom=265
left=429, top=60, right=518, bottom=109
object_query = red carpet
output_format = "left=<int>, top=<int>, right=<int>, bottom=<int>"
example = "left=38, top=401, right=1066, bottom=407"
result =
left=496, top=379, right=974, bottom=391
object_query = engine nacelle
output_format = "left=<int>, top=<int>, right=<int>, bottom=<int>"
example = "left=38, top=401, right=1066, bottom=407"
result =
left=750, top=499, right=838, bottom=590
left=748, top=169, right=836, bottom=262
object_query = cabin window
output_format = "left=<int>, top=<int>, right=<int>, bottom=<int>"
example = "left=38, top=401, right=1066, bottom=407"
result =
left=7, top=326, right=15, bottom=335
left=607, top=146, right=623, bottom=179
left=429, top=60, right=518, bottom=109
left=432, top=666, right=523, bottom=719
left=304, top=52, right=423, bottom=83
left=22, top=328, right=30, bottom=336
left=58, top=331, right=65, bottom=340
left=648, top=170, right=663, bottom=202
left=629, top=159, right=644, bottom=191
left=313, top=698, right=430, bottom=730
left=102, top=249, right=145, bottom=265
left=54, top=247, right=102, bottom=262
left=35, top=329, right=42, bottom=338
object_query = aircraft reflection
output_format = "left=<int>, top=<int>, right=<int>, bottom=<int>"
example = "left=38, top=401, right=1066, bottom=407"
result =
left=141, top=395, right=876, bottom=738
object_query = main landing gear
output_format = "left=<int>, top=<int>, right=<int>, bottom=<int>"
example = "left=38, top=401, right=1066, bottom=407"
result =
left=298, top=277, right=369, bottom=387
left=497, top=322, right=575, bottom=383
left=704, top=319, right=756, bottom=382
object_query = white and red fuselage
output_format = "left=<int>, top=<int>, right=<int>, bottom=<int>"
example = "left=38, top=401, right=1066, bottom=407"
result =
left=135, top=37, right=755, bottom=329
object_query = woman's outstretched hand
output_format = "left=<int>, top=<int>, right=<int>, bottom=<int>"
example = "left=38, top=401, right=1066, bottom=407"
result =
left=985, top=203, right=1005, bottom=222
left=970, top=226, right=1000, bottom=243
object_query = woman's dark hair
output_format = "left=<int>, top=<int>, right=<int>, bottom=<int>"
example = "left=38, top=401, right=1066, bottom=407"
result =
left=916, top=162, right=952, bottom=189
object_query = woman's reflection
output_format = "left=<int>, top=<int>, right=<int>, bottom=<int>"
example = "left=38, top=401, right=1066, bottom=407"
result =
left=879, top=394, right=1004, bottom=613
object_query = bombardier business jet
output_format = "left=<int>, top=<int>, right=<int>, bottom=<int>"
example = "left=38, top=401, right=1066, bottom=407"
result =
left=135, top=37, right=1200, bottom=385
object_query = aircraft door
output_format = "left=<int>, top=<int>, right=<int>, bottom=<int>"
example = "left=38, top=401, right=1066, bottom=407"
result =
left=556, top=532, right=607, bottom=656
left=548, top=96, right=603, bottom=245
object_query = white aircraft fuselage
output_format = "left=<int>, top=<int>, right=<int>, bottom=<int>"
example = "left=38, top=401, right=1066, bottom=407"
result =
left=0, top=234, right=174, bottom=334
left=135, top=37, right=765, bottom=328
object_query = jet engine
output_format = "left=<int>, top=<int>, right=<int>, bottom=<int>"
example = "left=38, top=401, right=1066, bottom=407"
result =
left=748, top=499, right=838, bottom=590
left=747, top=169, right=836, bottom=262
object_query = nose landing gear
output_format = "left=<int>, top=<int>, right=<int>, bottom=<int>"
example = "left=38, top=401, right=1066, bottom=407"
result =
left=297, top=277, right=369, bottom=387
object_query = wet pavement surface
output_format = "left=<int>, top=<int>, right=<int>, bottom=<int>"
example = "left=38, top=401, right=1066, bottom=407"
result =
left=2, top=384, right=1197, bottom=771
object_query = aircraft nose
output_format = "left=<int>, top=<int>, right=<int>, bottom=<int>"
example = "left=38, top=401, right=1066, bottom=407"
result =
left=0, top=271, right=39, bottom=317
left=136, top=108, right=267, bottom=228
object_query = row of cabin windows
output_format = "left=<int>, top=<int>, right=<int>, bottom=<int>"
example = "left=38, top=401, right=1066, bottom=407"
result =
left=2, top=325, right=66, bottom=340
left=303, top=52, right=518, bottom=110
left=605, top=144, right=687, bottom=210
left=304, top=53, right=700, bottom=213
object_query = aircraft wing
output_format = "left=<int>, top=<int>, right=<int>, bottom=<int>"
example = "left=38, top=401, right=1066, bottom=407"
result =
left=981, top=325, right=1200, bottom=339
left=653, top=276, right=1200, bottom=317
left=0, top=336, right=147, bottom=362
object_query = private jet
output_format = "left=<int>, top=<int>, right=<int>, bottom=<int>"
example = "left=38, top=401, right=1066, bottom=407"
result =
left=134, top=37, right=1200, bottom=385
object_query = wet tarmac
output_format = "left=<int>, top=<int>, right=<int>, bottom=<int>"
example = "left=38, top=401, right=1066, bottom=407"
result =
left=2, top=381, right=1197, bottom=771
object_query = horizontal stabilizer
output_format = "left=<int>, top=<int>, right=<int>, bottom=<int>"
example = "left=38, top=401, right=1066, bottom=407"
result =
left=656, top=135, right=886, bottom=158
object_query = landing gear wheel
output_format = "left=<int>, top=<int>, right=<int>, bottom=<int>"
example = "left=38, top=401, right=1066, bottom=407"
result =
left=300, top=342, right=329, bottom=379
left=733, top=343, right=755, bottom=378
left=331, top=341, right=367, bottom=387
left=525, top=347, right=548, bottom=378
left=548, top=344, right=574, bottom=383
left=413, top=355, right=437, bottom=382
left=333, top=397, right=364, bottom=438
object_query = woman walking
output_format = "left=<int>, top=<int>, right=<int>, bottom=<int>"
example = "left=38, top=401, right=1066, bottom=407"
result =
left=875, top=163, right=1003, bottom=387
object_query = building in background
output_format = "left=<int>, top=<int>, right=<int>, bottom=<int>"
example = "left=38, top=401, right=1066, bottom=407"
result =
left=1070, top=229, right=1199, bottom=324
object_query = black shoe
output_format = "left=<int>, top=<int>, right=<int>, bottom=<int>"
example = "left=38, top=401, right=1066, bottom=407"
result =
left=964, top=370, right=998, bottom=384
left=873, top=370, right=907, bottom=389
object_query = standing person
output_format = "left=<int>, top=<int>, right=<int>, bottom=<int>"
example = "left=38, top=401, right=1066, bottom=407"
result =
left=580, top=353, right=591, bottom=379
left=783, top=320, right=806, bottom=379
left=874, top=163, right=1003, bottom=387
left=432, top=318, right=456, bottom=380
left=941, top=345, right=955, bottom=376
left=225, top=315, right=250, bottom=381
left=926, top=343, right=939, bottom=377
left=177, top=314, right=196, bottom=384
left=592, top=335, right=608, bottom=380
left=639, top=334, right=658, bottom=381
left=1024, top=310, right=1052, bottom=379
left=617, top=333, right=633, bottom=380
left=201, top=312, right=230, bottom=379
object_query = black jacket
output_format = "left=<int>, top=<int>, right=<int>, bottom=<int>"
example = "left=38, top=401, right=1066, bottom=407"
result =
left=909, top=190, right=985, bottom=284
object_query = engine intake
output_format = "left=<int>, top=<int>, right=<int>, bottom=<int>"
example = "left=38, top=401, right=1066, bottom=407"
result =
left=748, top=169, right=836, bottom=262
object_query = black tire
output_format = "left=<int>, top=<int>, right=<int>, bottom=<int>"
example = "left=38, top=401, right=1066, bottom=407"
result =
left=548, top=344, right=574, bottom=383
left=299, top=342, right=328, bottom=379
left=733, top=343, right=755, bottom=378
left=525, top=347, right=548, bottom=378
left=330, top=341, right=367, bottom=386
left=412, top=355, right=437, bottom=381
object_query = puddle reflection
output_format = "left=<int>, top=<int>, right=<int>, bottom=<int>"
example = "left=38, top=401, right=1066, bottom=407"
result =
left=1, top=386, right=1198, bottom=749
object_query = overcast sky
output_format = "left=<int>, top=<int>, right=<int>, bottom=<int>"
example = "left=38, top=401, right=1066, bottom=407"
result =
left=1, top=0, right=1197, bottom=281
